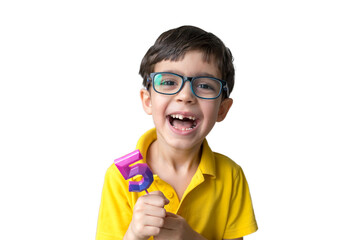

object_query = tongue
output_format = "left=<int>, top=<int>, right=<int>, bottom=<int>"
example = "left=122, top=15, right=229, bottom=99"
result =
left=172, top=119, right=193, bottom=129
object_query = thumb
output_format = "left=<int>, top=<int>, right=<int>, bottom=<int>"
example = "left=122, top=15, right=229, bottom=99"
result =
left=166, top=212, right=180, bottom=218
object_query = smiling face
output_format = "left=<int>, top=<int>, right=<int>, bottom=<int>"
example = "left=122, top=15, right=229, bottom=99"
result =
left=140, top=50, right=233, bottom=152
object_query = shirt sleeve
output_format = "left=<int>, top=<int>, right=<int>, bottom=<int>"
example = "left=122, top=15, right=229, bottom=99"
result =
left=223, top=168, right=258, bottom=239
left=96, top=165, right=134, bottom=240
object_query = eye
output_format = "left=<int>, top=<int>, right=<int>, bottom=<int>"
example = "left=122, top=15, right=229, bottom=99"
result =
left=194, top=78, right=219, bottom=92
left=160, top=80, right=177, bottom=86
left=197, top=83, right=215, bottom=90
left=154, top=74, right=180, bottom=86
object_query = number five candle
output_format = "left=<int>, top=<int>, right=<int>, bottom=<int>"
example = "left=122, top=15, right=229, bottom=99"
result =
left=114, top=149, right=154, bottom=194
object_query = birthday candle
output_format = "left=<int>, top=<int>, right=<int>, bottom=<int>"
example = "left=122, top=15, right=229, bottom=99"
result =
left=114, top=149, right=153, bottom=194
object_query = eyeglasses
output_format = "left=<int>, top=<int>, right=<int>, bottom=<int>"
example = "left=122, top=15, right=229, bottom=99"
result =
left=147, top=72, right=229, bottom=99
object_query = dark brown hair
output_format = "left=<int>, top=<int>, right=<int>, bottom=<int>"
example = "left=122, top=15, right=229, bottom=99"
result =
left=139, top=25, right=235, bottom=97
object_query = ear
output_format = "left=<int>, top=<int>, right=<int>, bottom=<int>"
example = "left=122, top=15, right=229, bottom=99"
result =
left=140, top=89, right=152, bottom=115
left=217, top=98, right=233, bottom=122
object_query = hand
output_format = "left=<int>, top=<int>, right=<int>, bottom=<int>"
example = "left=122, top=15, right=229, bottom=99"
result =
left=154, top=212, right=206, bottom=240
left=124, top=191, right=169, bottom=240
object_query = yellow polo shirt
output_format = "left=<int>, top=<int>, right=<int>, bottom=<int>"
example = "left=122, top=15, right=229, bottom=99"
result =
left=96, top=129, right=258, bottom=240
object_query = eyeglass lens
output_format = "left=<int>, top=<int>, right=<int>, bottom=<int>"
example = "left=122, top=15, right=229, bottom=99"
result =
left=153, top=73, right=222, bottom=99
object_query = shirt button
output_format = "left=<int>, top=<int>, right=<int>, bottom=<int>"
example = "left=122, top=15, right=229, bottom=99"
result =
left=166, top=192, right=174, bottom=199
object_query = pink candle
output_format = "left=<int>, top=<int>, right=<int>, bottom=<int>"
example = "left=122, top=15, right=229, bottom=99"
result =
left=114, top=149, right=153, bottom=194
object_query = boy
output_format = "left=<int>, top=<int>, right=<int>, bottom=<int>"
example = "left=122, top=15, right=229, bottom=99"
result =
left=96, top=26, right=258, bottom=240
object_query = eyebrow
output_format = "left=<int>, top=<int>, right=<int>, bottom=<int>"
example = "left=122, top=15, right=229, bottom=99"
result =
left=162, top=70, right=218, bottom=78
left=196, top=72, right=217, bottom=78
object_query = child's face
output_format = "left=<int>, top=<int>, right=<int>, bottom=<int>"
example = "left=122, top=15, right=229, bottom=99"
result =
left=140, top=50, right=233, bottom=151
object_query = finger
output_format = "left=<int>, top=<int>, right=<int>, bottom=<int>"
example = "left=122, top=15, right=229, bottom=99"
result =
left=142, top=215, right=165, bottom=228
left=162, top=213, right=181, bottom=230
left=165, top=212, right=178, bottom=217
left=143, top=204, right=167, bottom=218
left=148, top=190, right=164, bottom=196
left=133, top=203, right=166, bottom=221
left=140, top=191, right=169, bottom=207
left=148, top=191, right=170, bottom=204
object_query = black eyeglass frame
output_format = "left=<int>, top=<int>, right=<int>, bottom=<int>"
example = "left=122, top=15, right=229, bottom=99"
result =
left=147, top=72, right=229, bottom=99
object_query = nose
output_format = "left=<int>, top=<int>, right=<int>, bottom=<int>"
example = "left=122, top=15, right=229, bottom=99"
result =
left=175, top=81, right=196, bottom=104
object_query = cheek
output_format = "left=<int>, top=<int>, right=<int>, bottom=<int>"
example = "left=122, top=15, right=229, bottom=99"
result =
left=150, top=98, right=168, bottom=119
left=202, top=102, right=221, bottom=122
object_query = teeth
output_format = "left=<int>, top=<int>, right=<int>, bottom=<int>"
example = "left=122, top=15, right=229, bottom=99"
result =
left=170, top=114, right=196, bottom=120
left=172, top=126, right=195, bottom=131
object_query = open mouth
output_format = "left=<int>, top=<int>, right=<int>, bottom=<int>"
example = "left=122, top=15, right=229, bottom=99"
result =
left=168, top=114, right=198, bottom=131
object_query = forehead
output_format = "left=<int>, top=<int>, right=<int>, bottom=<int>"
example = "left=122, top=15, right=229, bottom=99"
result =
left=154, top=50, right=221, bottom=78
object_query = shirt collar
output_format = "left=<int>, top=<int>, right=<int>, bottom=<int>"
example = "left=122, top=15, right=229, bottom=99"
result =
left=136, top=128, right=157, bottom=164
left=199, top=139, right=216, bottom=178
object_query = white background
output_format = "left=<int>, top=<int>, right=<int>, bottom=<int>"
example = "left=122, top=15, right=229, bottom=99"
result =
left=1, top=0, right=359, bottom=239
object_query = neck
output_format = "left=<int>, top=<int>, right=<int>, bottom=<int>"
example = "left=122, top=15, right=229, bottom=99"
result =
left=147, top=138, right=202, bottom=175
